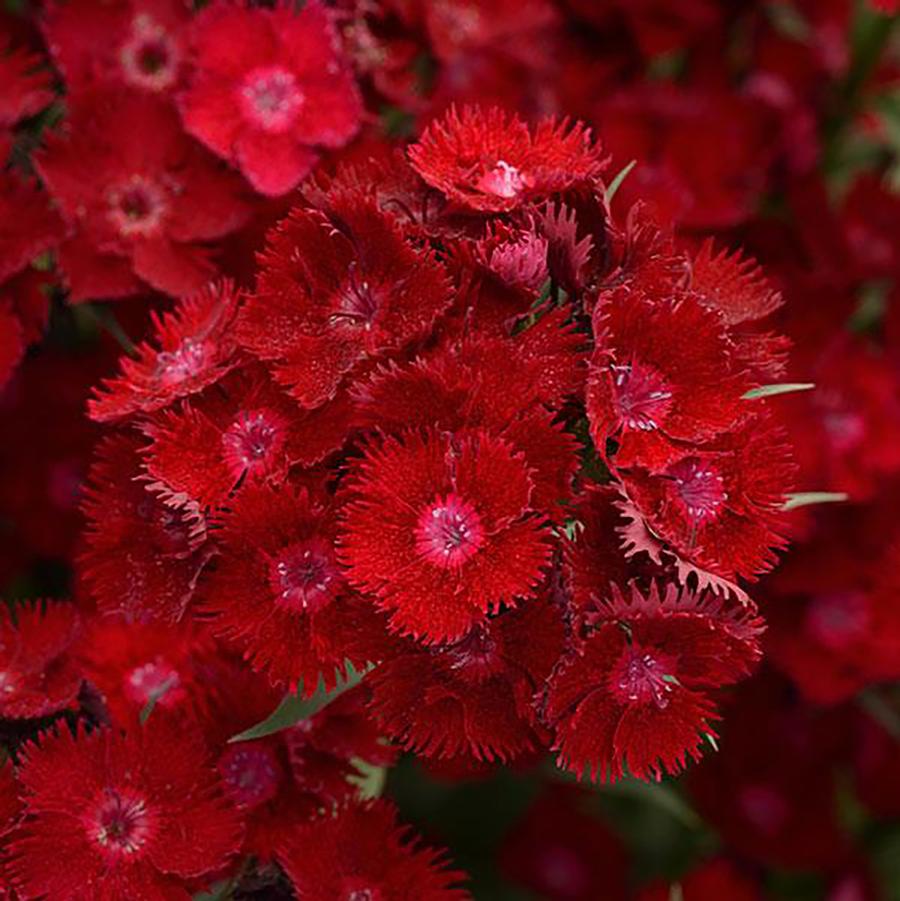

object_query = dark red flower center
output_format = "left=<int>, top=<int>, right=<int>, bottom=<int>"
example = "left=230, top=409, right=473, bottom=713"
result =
left=804, top=592, right=869, bottom=649
left=270, top=539, right=341, bottom=613
left=609, top=644, right=676, bottom=710
left=737, top=784, right=788, bottom=835
left=107, top=175, right=169, bottom=237
left=119, top=14, right=179, bottom=91
left=90, top=790, right=154, bottom=857
left=124, top=658, right=181, bottom=707
left=217, top=743, right=282, bottom=809
left=536, top=845, right=591, bottom=897
left=239, top=66, right=305, bottom=132
left=329, top=264, right=384, bottom=331
left=447, top=626, right=501, bottom=682
left=475, top=160, right=531, bottom=199
left=415, top=494, right=485, bottom=568
left=221, top=408, right=288, bottom=480
left=612, top=361, right=674, bottom=432
left=668, top=457, right=727, bottom=523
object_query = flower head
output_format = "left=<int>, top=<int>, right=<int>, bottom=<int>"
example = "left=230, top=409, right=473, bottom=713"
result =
left=340, top=428, right=552, bottom=642
left=276, top=801, right=468, bottom=901
left=178, top=0, right=362, bottom=195
left=0, top=602, right=81, bottom=720
left=9, top=719, right=242, bottom=899
left=409, top=106, right=607, bottom=213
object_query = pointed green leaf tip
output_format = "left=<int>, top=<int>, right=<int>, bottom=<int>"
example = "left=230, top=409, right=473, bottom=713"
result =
left=139, top=675, right=178, bottom=725
left=742, top=382, right=815, bottom=400
left=782, top=492, right=849, bottom=511
left=228, top=661, right=371, bottom=743
left=604, top=160, right=636, bottom=204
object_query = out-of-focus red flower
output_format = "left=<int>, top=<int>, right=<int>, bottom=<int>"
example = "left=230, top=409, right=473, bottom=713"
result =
left=409, top=106, right=607, bottom=213
left=0, top=36, right=54, bottom=129
left=75, top=616, right=221, bottom=727
left=88, top=280, right=241, bottom=422
left=43, top=0, right=190, bottom=99
left=80, top=434, right=212, bottom=622
left=545, top=583, right=763, bottom=782
left=239, top=191, right=452, bottom=408
left=0, top=173, right=63, bottom=286
left=178, top=0, right=362, bottom=196
left=339, top=428, right=551, bottom=643
left=638, top=857, right=761, bottom=901
left=9, top=719, right=242, bottom=899
left=500, top=785, right=629, bottom=901
left=369, top=599, right=564, bottom=761
left=36, top=91, right=250, bottom=300
left=276, top=800, right=469, bottom=900
left=0, top=601, right=81, bottom=720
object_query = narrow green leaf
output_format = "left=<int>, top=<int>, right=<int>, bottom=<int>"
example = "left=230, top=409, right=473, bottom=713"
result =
left=742, top=382, right=814, bottom=400
left=604, top=160, right=636, bottom=204
left=601, top=778, right=702, bottom=830
left=228, top=662, right=371, bottom=743
left=782, top=491, right=849, bottom=511
left=704, top=732, right=719, bottom=752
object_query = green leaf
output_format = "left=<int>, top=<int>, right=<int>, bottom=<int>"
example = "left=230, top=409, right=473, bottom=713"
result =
left=742, top=382, right=815, bottom=399
left=859, top=689, right=900, bottom=742
left=228, top=662, right=371, bottom=743
left=604, top=160, right=636, bottom=204
left=782, top=491, right=849, bottom=511
left=601, top=778, right=702, bottom=830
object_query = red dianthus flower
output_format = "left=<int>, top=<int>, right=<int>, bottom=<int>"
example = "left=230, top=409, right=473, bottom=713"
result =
left=0, top=601, right=81, bottom=720
left=545, top=582, right=763, bottom=781
left=276, top=800, right=469, bottom=900
left=238, top=192, right=453, bottom=408
left=409, top=106, right=607, bottom=213
left=178, top=0, right=362, bottom=196
left=36, top=91, right=250, bottom=300
left=339, top=428, right=552, bottom=642
left=9, top=719, right=242, bottom=900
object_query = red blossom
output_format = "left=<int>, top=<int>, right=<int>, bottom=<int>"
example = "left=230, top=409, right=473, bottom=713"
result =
left=238, top=193, right=453, bottom=408
left=588, top=287, right=751, bottom=470
left=9, top=719, right=242, bottom=900
left=88, top=280, right=242, bottom=422
left=368, top=599, right=565, bottom=761
left=142, top=366, right=354, bottom=507
left=545, top=582, right=763, bottom=782
left=339, top=428, right=552, bottom=642
left=408, top=106, right=608, bottom=213
left=43, top=0, right=191, bottom=98
left=200, top=480, right=382, bottom=689
left=276, top=800, right=469, bottom=900
left=0, top=601, right=81, bottom=720
left=0, top=172, right=64, bottom=285
left=36, top=91, right=250, bottom=300
left=619, top=416, right=795, bottom=588
left=80, top=434, right=212, bottom=622
left=178, top=0, right=362, bottom=196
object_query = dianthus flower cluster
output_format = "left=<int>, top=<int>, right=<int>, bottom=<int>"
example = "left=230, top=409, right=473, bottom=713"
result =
left=1, top=0, right=899, bottom=898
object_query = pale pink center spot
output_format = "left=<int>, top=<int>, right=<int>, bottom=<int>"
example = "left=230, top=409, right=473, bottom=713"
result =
left=609, top=644, right=676, bottom=710
left=154, top=338, right=210, bottom=387
left=90, top=790, right=154, bottom=857
left=239, top=66, right=304, bottom=132
left=804, top=592, right=869, bottom=650
left=476, top=160, right=530, bottom=199
left=119, top=14, right=179, bottom=91
left=668, top=457, right=727, bottom=523
left=124, top=659, right=181, bottom=708
left=217, top=743, right=282, bottom=809
left=270, top=539, right=341, bottom=613
left=107, top=174, right=170, bottom=237
left=415, top=494, right=484, bottom=568
left=221, top=407, right=288, bottom=480
left=487, top=233, right=549, bottom=291
left=612, top=361, right=674, bottom=432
